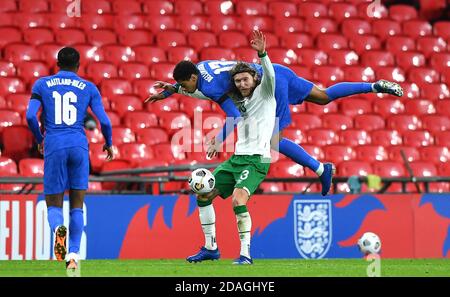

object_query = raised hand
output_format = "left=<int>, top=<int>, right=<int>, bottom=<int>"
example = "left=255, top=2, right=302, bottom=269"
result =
left=250, top=30, right=266, bottom=56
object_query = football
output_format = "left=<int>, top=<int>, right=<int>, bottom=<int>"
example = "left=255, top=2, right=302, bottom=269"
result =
left=188, top=168, right=215, bottom=194
left=357, top=232, right=381, bottom=255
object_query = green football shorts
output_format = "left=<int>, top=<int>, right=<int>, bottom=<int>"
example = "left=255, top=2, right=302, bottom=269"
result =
left=213, top=154, right=270, bottom=199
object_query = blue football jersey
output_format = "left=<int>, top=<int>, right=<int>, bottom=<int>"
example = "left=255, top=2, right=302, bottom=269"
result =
left=30, top=70, right=108, bottom=155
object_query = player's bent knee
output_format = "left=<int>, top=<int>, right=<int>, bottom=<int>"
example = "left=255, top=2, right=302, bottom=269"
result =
left=232, top=188, right=249, bottom=207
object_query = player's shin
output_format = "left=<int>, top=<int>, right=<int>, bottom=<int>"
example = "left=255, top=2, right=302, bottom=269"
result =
left=47, top=206, right=64, bottom=232
left=197, top=200, right=217, bottom=250
left=234, top=205, right=252, bottom=259
left=69, top=208, right=84, bottom=254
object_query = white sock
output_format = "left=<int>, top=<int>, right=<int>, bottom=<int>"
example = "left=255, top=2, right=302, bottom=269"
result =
left=371, top=83, right=377, bottom=92
left=199, top=204, right=217, bottom=250
left=316, top=163, right=324, bottom=176
left=236, top=212, right=252, bottom=259
left=66, top=252, right=79, bottom=263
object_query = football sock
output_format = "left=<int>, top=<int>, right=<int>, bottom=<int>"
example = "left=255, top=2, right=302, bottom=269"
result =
left=47, top=206, right=63, bottom=233
left=69, top=208, right=84, bottom=254
left=234, top=205, right=252, bottom=259
left=198, top=204, right=217, bottom=250
left=325, top=82, right=373, bottom=101
left=316, top=163, right=325, bottom=176
left=279, top=138, right=320, bottom=172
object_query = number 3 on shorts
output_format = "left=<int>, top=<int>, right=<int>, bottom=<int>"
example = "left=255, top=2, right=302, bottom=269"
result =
left=240, top=170, right=250, bottom=180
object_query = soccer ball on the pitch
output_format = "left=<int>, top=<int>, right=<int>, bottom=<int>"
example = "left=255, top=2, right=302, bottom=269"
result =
left=357, top=232, right=381, bottom=255
left=188, top=168, right=215, bottom=194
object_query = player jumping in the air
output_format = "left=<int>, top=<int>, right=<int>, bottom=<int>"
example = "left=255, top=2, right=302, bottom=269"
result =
left=26, top=47, right=114, bottom=270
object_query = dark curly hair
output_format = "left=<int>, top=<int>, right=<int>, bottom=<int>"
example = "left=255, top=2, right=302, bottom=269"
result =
left=229, top=62, right=260, bottom=100
left=173, top=60, right=200, bottom=81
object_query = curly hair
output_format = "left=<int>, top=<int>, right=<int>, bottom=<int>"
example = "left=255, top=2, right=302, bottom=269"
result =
left=229, top=62, right=260, bottom=100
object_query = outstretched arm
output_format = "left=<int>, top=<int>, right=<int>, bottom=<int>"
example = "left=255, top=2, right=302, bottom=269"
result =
left=252, top=30, right=275, bottom=98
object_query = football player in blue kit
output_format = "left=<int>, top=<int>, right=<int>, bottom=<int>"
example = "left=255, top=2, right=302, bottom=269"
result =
left=26, top=47, right=114, bottom=270
left=145, top=59, right=402, bottom=196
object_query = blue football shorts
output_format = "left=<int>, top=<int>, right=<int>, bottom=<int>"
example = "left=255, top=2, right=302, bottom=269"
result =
left=44, top=146, right=89, bottom=195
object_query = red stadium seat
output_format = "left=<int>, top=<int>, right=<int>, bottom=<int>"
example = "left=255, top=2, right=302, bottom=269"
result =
left=208, top=16, right=240, bottom=34
left=118, top=63, right=151, bottom=80
left=81, top=0, right=111, bottom=14
left=387, top=114, right=421, bottom=132
left=86, top=30, right=117, bottom=47
left=438, top=161, right=450, bottom=176
left=433, top=21, right=450, bottom=39
left=416, top=37, right=447, bottom=58
left=268, top=2, right=297, bottom=18
left=22, top=28, right=54, bottom=45
left=55, top=29, right=86, bottom=45
left=156, top=30, right=187, bottom=49
left=145, top=15, right=177, bottom=34
left=401, top=83, right=420, bottom=99
left=146, top=97, right=179, bottom=113
left=348, top=35, right=381, bottom=54
left=306, top=103, right=338, bottom=115
left=289, top=66, right=313, bottom=81
left=323, top=145, right=355, bottom=164
left=19, top=0, right=48, bottom=12
left=339, top=99, right=372, bottom=116
left=102, top=45, right=135, bottom=65
left=112, top=127, right=135, bottom=145
left=269, top=160, right=304, bottom=178
left=109, top=95, right=143, bottom=116
left=118, top=30, right=153, bottom=47
left=328, top=3, right=358, bottom=23
left=341, top=18, right=371, bottom=38
left=436, top=99, right=450, bottom=116
left=327, top=50, right=358, bottom=66
left=403, top=130, right=433, bottom=146
left=402, top=20, right=432, bottom=38
left=408, top=68, right=440, bottom=84
left=85, top=128, right=104, bottom=144
left=395, top=52, right=426, bottom=71
left=152, top=143, right=187, bottom=161
left=296, top=49, right=328, bottom=67
left=132, top=79, right=158, bottom=97
left=273, top=18, right=304, bottom=36
left=0, top=0, right=17, bottom=13
left=236, top=1, right=267, bottom=16
left=47, top=13, right=79, bottom=30
left=204, top=0, right=234, bottom=15
left=5, top=93, right=30, bottom=113
left=337, top=161, right=372, bottom=177
left=142, top=0, right=174, bottom=15
left=240, top=17, right=274, bottom=36
left=313, top=66, right=344, bottom=84
left=409, top=161, right=437, bottom=177
left=305, top=18, right=337, bottom=37
left=37, top=43, right=62, bottom=67
left=385, top=36, right=416, bottom=54
left=355, top=145, right=388, bottom=162
left=200, top=48, right=235, bottom=61
left=388, top=146, right=420, bottom=162
left=338, top=129, right=370, bottom=146
left=0, top=97, right=6, bottom=109
left=259, top=182, right=285, bottom=193
left=372, top=161, right=406, bottom=177
left=419, top=146, right=450, bottom=164
left=1, top=126, right=34, bottom=162
left=188, top=31, right=218, bottom=51
left=354, top=114, right=386, bottom=131
left=101, top=79, right=132, bottom=97
left=372, top=20, right=401, bottom=40
left=0, top=78, right=26, bottom=95
left=233, top=48, right=258, bottom=63
left=342, top=66, right=376, bottom=82
left=150, top=63, right=175, bottom=80
left=16, top=61, right=49, bottom=84
left=80, top=14, right=114, bottom=31
left=105, top=111, right=121, bottom=126
left=179, top=98, right=212, bottom=118
left=298, top=2, right=327, bottom=19
left=306, top=129, right=338, bottom=146
left=19, top=158, right=44, bottom=177
left=174, top=0, right=203, bottom=16
left=404, top=99, right=436, bottom=115
left=280, top=33, right=313, bottom=50
left=371, top=129, right=403, bottom=146
left=375, top=67, right=405, bottom=82
left=158, top=112, right=191, bottom=133
left=176, top=16, right=209, bottom=34
left=0, top=61, right=16, bottom=77
left=316, top=34, right=348, bottom=51
left=114, top=15, right=145, bottom=33
left=166, top=47, right=197, bottom=63
left=135, top=128, right=169, bottom=145
left=111, top=0, right=142, bottom=15
left=434, top=131, right=450, bottom=147
left=290, top=114, right=321, bottom=131
left=388, top=5, right=418, bottom=22
left=218, top=31, right=246, bottom=49
left=119, top=143, right=153, bottom=166
left=123, top=111, right=158, bottom=130
left=421, top=115, right=450, bottom=133
left=0, top=27, right=22, bottom=48
left=429, top=53, right=450, bottom=73
left=0, top=157, right=18, bottom=176
left=73, top=44, right=102, bottom=67
left=268, top=48, right=297, bottom=65
left=361, top=51, right=394, bottom=67
left=321, top=114, right=353, bottom=130
left=282, top=128, right=306, bottom=144
left=4, top=43, right=40, bottom=64
left=85, top=62, right=118, bottom=85
left=134, top=46, right=167, bottom=65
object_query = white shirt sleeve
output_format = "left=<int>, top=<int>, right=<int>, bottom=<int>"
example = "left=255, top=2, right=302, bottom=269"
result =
left=259, top=54, right=276, bottom=100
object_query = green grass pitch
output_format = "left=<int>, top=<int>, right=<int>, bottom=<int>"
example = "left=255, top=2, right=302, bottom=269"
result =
left=0, top=259, right=449, bottom=277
